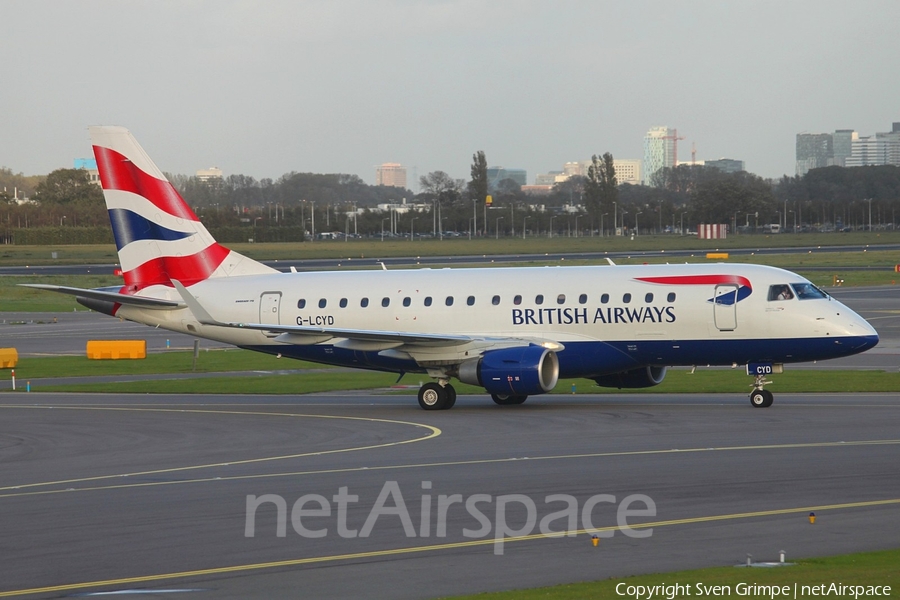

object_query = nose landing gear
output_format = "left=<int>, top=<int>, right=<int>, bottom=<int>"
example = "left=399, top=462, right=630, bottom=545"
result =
left=746, top=363, right=782, bottom=408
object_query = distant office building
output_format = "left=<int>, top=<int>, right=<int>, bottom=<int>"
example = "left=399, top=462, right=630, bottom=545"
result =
left=705, top=158, right=745, bottom=174
left=535, top=172, right=563, bottom=186
left=74, top=158, right=100, bottom=184
left=795, top=133, right=833, bottom=176
left=832, top=130, right=858, bottom=167
left=845, top=132, right=900, bottom=167
left=376, top=163, right=407, bottom=188
left=196, top=167, right=223, bottom=182
left=643, top=126, right=676, bottom=185
left=487, top=167, right=527, bottom=191
left=613, top=159, right=642, bottom=185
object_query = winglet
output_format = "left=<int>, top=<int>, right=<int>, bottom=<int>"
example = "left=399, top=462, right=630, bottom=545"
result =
left=172, top=280, right=221, bottom=325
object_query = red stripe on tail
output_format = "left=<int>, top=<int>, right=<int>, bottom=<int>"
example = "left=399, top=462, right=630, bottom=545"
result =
left=93, top=145, right=198, bottom=221
left=121, top=244, right=230, bottom=291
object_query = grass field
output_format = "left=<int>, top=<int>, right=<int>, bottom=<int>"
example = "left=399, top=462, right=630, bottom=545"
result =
left=4, top=350, right=898, bottom=395
left=448, top=548, right=899, bottom=599
left=2, top=231, right=900, bottom=266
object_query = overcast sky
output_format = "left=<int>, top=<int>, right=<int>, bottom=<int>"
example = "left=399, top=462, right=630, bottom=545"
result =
left=2, top=0, right=898, bottom=187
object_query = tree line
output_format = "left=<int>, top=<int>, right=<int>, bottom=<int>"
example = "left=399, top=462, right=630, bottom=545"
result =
left=3, top=157, right=900, bottom=245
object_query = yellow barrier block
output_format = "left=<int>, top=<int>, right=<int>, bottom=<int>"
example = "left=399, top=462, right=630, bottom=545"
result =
left=0, top=348, right=18, bottom=369
left=86, top=340, right=147, bottom=360
left=706, top=252, right=729, bottom=260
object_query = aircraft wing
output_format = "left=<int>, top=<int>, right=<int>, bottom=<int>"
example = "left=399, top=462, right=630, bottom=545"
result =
left=172, top=280, right=564, bottom=357
left=19, top=284, right=185, bottom=310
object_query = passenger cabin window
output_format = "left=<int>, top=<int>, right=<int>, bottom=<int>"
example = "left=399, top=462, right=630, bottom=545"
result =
left=645, top=293, right=653, bottom=303
left=361, top=298, right=369, bottom=308
left=514, top=295, right=522, bottom=305
left=667, top=292, right=676, bottom=302
left=339, top=298, right=348, bottom=308
left=424, top=296, right=433, bottom=307
left=445, top=296, right=454, bottom=306
left=600, top=293, right=610, bottom=304
left=297, top=299, right=306, bottom=309
left=578, top=294, right=587, bottom=304
left=623, top=293, right=632, bottom=303
left=557, top=294, right=566, bottom=305
left=318, top=298, right=327, bottom=308
left=492, top=295, right=500, bottom=305
left=535, top=294, right=544, bottom=305
left=791, top=283, right=828, bottom=300
left=768, top=285, right=794, bottom=301
left=467, top=296, right=475, bottom=306
left=382, top=297, right=390, bottom=307
left=403, top=297, right=411, bottom=307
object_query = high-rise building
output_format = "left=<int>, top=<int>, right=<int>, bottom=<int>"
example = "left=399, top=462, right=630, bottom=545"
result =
left=795, top=133, right=833, bottom=176
left=376, top=163, right=407, bottom=188
left=832, top=130, right=858, bottom=167
left=643, top=126, right=675, bottom=185
left=845, top=132, right=900, bottom=167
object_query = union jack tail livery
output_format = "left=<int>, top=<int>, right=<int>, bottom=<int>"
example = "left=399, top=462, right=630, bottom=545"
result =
left=89, top=126, right=276, bottom=294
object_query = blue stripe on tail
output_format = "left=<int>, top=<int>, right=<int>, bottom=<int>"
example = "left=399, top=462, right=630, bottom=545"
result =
left=108, top=208, right=193, bottom=250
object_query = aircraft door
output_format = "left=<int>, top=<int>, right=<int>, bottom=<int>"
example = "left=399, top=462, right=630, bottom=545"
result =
left=713, top=284, right=738, bottom=331
left=259, top=292, right=282, bottom=326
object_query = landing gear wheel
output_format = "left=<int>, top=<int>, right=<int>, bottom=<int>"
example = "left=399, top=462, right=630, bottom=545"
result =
left=749, top=389, right=773, bottom=408
left=444, top=385, right=457, bottom=409
left=418, top=382, right=455, bottom=410
left=491, top=393, right=528, bottom=406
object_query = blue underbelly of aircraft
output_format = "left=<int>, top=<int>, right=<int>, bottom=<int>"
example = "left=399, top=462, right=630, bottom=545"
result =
left=240, top=334, right=878, bottom=379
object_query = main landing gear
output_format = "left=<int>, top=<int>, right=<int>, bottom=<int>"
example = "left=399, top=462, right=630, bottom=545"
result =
left=491, top=393, right=528, bottom=406
left=749, top=374, right=774, bottom=408
left=417, top=381, right=457, bottom=411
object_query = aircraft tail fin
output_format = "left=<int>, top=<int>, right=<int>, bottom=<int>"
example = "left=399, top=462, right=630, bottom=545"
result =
left=89, top=126, right=276, bottom=292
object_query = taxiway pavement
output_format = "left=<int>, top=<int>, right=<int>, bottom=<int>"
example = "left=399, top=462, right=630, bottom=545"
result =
left=1, top=392, right=899, bottom=599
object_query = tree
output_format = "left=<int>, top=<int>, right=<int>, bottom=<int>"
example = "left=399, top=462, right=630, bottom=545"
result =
left=468, top=150, right=488, bottom=202
left=33, top=169, right=104, bottom=206
left=585, top=153, right=618, bottom=226
left=690, top=172, right=777, bottom=227
left=419, top=171, right=464, bottom=206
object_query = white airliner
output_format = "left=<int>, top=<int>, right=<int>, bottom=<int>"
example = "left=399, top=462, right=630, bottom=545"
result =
left=26, top=127, right=879, bottom=410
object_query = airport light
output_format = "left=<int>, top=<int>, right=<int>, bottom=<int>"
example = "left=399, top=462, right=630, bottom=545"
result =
left=411, top=216, right=418, bottom=241
left=549, top=215, right=555, bottom=238
left=635, top=211, right=642, bottom=236
left=522, top=216, right=530, bottom=239
left=601, top=213, right=608, bottom=237
left=495, top=216, right=504, bottom=239
left=381, top=218, right=388, bottom=242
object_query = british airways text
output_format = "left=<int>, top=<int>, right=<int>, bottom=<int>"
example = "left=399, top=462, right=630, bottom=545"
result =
left=511, top=306, right=675, bottom=326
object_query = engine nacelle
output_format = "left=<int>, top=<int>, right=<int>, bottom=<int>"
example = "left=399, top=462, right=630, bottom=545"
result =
left=593, top=366, right=667, bottom=389
left=458, top=346, right=559, bottom=396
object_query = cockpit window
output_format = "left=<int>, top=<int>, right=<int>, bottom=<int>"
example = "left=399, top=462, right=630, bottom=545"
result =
left=791, top=283, right=828, bottom=300
left=767, top=285, right=794, bottom=301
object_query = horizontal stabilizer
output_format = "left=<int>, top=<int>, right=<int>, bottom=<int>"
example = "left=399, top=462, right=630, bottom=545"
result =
left=19, top=284, right=184, bottom=310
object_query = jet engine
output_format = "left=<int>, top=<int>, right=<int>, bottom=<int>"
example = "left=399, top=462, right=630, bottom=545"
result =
left=593, top=366, right=667, bottom=389
left=458, top=346, right=559, bottom=396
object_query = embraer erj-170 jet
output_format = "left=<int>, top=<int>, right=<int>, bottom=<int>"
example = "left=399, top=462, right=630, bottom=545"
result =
left=26, top=127, right=879, bottom=410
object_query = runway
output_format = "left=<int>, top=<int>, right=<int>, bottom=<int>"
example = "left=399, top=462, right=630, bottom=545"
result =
left=1, top=392, right=899, bottom=598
